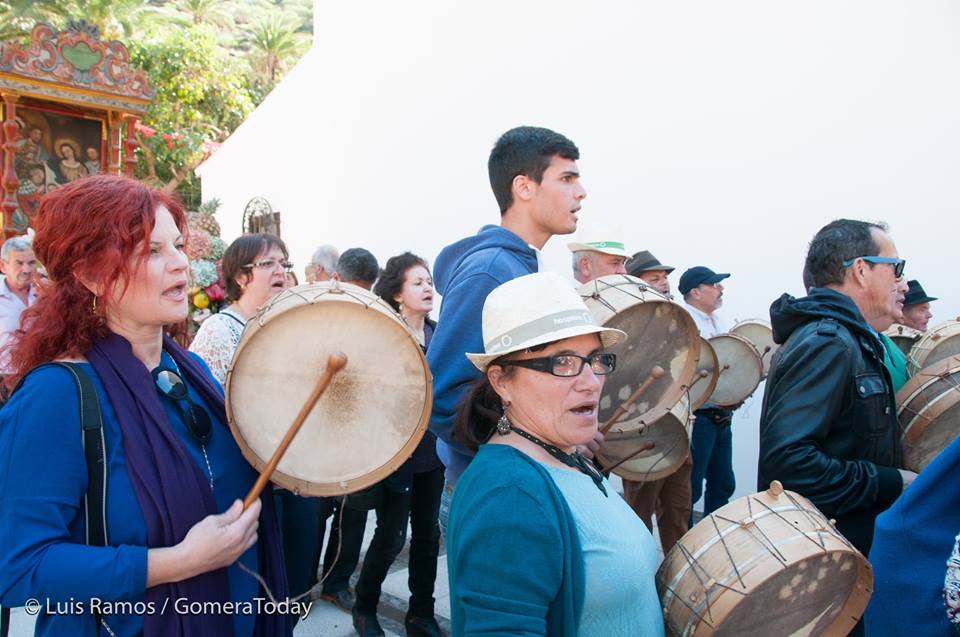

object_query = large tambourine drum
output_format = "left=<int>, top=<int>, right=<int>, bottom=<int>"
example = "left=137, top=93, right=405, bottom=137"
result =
left=908, top=319, right=960, bottom=376
left=597, top=395, right=692, bottom=482
left=883, top=323, right=924, bottom=357
left=225, top=283, right=432, bottom=496
left=707, top=334, right=763, bottom=407
left=897, top=354, right=960, bottom=472
left=729, top=319, right=778, bottom=379
left=687, top=337, right=719, bottom=411
left=657, top=482, right=873, bottom=637
left=579, top=275, right=700, bottom=431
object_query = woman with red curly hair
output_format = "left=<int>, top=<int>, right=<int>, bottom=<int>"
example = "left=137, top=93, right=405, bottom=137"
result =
left=0, top=175, right=291, bottom=636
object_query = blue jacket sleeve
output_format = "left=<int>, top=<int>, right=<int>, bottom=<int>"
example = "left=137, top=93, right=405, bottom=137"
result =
left=0, top=367, right=147, bottom=606
left=449, top=481, right=564, bottom=635
left=427, top=271, right=501, bottom=448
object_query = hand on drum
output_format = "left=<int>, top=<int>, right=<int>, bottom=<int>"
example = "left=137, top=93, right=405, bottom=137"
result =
left=898, top=469, right=918, bottom=491
left=577, top=429, right=604, bottom=460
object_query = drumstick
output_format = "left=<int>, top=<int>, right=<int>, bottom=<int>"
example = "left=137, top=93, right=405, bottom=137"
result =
left=599, top=365, right=665, bottom=434
left=243, top=352, right=348, bottom=509
left=602, top=440, right=656, bottom=474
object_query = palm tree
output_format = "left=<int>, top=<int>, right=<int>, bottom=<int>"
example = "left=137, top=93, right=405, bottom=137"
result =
left=177, top=0, right=232, bottom=27
left=245, top=14, right=302, bottom=82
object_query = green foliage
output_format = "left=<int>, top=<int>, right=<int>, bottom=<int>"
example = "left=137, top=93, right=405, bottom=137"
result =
left=129, top=23, right=257, bottom=205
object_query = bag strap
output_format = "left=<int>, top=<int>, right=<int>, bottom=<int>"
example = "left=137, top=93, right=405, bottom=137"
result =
left=11, top=362, right=107, bottom=634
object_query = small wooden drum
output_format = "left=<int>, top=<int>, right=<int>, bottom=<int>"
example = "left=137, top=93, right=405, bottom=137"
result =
left=597, top=395, right=692, bottom=482
left=729, top=319, right=778, bottom=379
left=225, top=282, right=432, bottom=496
left=657, top=481, right=873, bottom=636
left=707, top=334, right=763, bottom=407
left=908, top=319, right=960, bottom=376
left=897, top=354, right=960, bottom=472
left=688, top=337, right=719, bottom=411
left=883, top=323, right=923, bottom=357
left=579, top=275, right=701, bottom=431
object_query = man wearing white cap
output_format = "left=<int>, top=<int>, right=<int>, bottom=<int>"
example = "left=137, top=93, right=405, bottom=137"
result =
left=568, top=232, right=629, bottom=285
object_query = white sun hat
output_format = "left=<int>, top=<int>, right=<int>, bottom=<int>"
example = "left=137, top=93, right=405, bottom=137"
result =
left=465, top=272, right=627, bottom=371
left=566, top=227, right=630, bottom=258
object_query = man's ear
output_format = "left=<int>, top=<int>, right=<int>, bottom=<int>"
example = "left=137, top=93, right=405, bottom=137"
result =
left=512, top=173, right=537, bottom=203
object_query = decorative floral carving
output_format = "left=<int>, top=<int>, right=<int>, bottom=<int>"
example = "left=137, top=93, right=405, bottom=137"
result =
left=0, top=21, right=154, bottom=101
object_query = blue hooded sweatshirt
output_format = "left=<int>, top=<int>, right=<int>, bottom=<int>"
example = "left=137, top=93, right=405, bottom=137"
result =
left=865, top=434, right=960, bottom=636
left=427, top=225, right=538, bottom=484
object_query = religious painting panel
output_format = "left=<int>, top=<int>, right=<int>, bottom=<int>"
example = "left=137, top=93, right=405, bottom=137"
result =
left=6, top=102, right=105, bottom=232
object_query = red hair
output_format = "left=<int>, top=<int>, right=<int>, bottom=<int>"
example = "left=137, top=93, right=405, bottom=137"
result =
left=6, top=174, right=186, bottom=388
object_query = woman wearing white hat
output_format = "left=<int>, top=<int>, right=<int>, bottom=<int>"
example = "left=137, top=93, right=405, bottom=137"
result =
left=446, top=272, right=664, bottom=637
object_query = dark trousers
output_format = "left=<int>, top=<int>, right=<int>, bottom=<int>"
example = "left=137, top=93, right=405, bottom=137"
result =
left=690, top=410, right=736, bottom=523
left=355, top=466, right=444, bottom=618
left=1, top=606, right=9, bottom=637
left=274, top=491, right=365, bottom=599
left=320, top=497, right=367, bottom=594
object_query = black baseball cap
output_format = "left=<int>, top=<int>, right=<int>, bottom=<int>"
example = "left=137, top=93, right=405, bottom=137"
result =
left=904, top=280, right=937, bottom=306
left=678, top=266, right=730, bottom=295
left=626, top=250, right=675, bottom=276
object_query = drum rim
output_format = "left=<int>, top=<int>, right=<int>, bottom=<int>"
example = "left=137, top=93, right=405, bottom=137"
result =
left=579, top=274, right=702, bottom=431
left=907, top=319, right=960, bottom=376
left=706, top=333, right=763, bottom=407
left=688, top=337, right=719, bottom=411
left=224, top=283, right=433, bottom=496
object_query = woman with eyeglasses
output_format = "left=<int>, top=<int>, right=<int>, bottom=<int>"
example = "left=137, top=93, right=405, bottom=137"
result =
left=189, top=234, right=290, bottom=386
left=0, top=175, right=290, bottom=636
left=348, top=253, right=442, bottom=637
left=447, top=272, right=664, bottom=637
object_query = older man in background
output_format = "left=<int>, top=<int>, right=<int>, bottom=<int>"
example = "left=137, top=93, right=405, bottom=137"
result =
left=337, top=247, right=379, bottom=290
left=305, top=244, right=339, bottom=283
left=568, top=231, right=629, bottom=284
left=899, top=279, right=937, bottom=332
left=0, top=235, right=37, bottom=386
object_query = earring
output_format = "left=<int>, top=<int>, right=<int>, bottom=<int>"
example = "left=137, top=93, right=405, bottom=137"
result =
left=92, top=295, right=97, bottom=314
left=496, top=404, right=511, bottom=435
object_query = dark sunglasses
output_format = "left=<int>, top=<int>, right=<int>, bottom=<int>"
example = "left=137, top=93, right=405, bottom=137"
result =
left=841, top=255, right=906, bottom=279
left=153, top=368, right=213, bottom=444
left=500, top=352, right=617, bottom=378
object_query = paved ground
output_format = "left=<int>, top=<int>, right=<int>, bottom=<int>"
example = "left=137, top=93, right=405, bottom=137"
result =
left=7, top=477, right=666, bottom=637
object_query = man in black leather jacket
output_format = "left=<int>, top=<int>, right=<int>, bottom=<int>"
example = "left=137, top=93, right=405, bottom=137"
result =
left=758, top=219, right=914, bottom=558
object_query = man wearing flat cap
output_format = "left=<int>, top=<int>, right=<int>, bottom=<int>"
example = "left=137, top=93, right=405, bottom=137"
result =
left=626, top=250, right=674, bottom=299
left=568, top=231, right=629, bottom=285
left=679, top=266, right=737, bottom=520
left=900, top=279, right=937, bottom=332
left=620, top=251, right=691, bottom=551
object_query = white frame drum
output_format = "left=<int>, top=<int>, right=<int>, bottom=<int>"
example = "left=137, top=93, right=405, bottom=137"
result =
left=882, top=323, right=923, bottom=358
left=729, top=319, right=778, bottom=379
left=596, top=395, right=693, bottom=482
left=225, top=282, right=433, bottom=496
left=687, top=337, right=719, bottom=411
left=707, top=334, right=763, bottom=407
left=657, top=482, right=872, bottom=637
left=580, top=274, right=701, bottom=432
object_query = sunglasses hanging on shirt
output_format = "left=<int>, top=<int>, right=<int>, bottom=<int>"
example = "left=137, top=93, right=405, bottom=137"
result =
left=153, top=365, right=215, bottom=491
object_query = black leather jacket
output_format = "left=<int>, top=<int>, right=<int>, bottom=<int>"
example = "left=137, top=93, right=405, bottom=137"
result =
left=757, top=288, right=903, bottom=554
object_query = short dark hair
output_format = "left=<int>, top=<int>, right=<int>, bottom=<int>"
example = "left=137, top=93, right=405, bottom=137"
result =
left=373, top=251, right=429, bottom=313
left=338, top=247, right=379, bottom=286
left=488, top=126, right=580, bottom=214
left=221, top=233, right=288, bottom=301
left=805, top=219, right=888, bottom=288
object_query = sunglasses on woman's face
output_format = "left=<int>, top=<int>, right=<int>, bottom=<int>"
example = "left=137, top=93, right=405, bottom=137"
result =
left=153, top=368, right=212, bottom=444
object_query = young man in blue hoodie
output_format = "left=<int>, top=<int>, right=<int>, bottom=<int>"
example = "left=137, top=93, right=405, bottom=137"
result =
left=428, top=126, right=586, bottom=525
